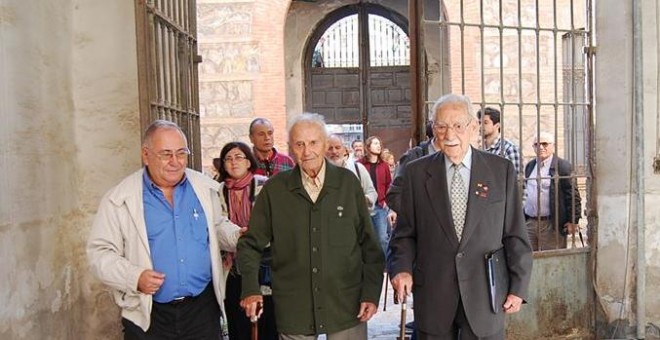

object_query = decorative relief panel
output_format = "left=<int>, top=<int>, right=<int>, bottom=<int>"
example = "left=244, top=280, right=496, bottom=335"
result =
left=201, top=123, right=250, bottom=168
left=197, top=3, right=253, bottom=39
left=199, top=42, right=261, bottom=75
left=199, top=81, right=253, bottom=118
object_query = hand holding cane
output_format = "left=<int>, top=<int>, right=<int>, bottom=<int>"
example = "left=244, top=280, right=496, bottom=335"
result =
left=250, top=302, right=262, bottom=340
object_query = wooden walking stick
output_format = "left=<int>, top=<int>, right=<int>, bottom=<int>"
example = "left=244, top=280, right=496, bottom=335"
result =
left=251, top=302, right=262, bottom=340
left=397, top=295, right=411, bottom=340
left=383, top=273, right=389, bottom=311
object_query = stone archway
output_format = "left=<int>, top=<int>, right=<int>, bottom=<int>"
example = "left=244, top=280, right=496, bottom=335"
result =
left=285, top=1, right=412, bottom=160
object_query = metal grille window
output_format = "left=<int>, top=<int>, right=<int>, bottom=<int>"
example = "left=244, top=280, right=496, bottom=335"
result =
left=430, top=0, right=593, bottom=252
left=368, top=14, right=411, bottom=66
left=136, top=0, right=202, bottom=169
left=311, top=14, right=410, bottom=68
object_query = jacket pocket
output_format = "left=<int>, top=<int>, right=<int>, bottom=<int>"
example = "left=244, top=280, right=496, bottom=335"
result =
left=327, top=217, right=357, bottom=247
left=114, top=290, right=140, bottom=310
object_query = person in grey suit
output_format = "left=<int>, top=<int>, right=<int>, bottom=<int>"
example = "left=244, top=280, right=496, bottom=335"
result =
left=388, top=94, right=533, bottom=340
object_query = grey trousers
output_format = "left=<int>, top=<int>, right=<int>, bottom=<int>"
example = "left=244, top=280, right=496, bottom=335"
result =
left=526, top=218, right=566, bottom=251
left=278, top=322, right=367, bottom=340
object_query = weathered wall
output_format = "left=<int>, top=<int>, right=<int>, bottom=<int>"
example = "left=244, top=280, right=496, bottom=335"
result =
left=72, top=0, right=142, bottom=339
left=0, top=2, right=78, bottom=337
left=0, top=1, right=139, bottom=339
left=595, top=0, right=660, bottom=338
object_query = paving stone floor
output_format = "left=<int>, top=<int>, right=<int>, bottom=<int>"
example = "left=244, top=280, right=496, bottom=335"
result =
left=318, top=274, right=415, bottom=340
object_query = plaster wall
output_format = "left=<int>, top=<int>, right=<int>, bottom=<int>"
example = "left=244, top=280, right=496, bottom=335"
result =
left=72, top=0, right=142, bottom=338
left=595, top=0, right=660, bottom=337
left=0, top=1, right=139, bottom=338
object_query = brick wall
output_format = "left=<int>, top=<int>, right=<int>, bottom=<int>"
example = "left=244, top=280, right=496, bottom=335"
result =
left=198, top=0, right=291, bottom=176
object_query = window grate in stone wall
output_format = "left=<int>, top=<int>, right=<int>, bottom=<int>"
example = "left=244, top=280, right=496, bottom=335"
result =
left=312, top=13, right=410, bottom=68
left=136, top=0, right=202, bottom=169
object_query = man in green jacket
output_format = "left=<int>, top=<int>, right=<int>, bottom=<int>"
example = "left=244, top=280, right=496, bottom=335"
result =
left=238, top=113, right=385, bottom=339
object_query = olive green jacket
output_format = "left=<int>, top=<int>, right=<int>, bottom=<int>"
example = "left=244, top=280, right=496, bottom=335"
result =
left=237, top=162, right=385, bottom=335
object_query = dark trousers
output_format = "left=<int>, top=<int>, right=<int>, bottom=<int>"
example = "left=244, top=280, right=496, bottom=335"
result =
left=416, top=299, right=503, bottom=340
left=224, top=273, right=278, bottom=340
left=123, top=283, right=222, bottom=340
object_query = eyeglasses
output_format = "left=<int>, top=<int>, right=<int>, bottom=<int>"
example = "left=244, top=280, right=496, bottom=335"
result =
left=533, top=142, right=552, bottom=149
left=224, top=154, right=247, bottom=163
left=432, top=119, right=472, bottom=134
left=152, top=147, right=191, bottom=161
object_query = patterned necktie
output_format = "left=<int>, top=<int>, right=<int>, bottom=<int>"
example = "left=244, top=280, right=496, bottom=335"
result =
left=450, top=163, right=468, bottom=241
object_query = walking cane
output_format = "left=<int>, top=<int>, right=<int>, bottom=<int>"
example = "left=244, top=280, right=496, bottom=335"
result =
left=383, top=273, right=389, bottom=311
left=397, top=295, right=411, bottom=340
left=251, top=302, right=262, bottom=340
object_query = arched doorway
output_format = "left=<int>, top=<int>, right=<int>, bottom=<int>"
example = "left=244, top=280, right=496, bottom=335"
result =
left=303, top=4, right=411, bottom=158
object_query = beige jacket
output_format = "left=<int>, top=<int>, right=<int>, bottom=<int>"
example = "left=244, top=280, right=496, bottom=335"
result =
left=87, top=168, right=240, bottom=331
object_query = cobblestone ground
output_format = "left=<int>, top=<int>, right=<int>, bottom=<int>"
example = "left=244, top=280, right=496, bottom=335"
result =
left=368, top=274, right=414, bottom=339
left=317, top=274, right=414, bottom=340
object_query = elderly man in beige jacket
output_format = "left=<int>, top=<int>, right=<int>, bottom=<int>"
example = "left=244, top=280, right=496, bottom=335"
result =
left=87, top=120, right=241, bottom=339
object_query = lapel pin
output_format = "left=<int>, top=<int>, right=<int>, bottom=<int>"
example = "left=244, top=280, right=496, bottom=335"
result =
left=475, top=182, right=489, bottom=198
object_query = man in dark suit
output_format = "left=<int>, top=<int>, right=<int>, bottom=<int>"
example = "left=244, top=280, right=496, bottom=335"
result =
left=523, top=132, right=582, bottom=250
left=388, top=94, right=533, bottom=340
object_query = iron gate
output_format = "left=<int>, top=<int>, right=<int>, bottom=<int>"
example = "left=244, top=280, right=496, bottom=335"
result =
left=135, top=0, right=202, bottom=169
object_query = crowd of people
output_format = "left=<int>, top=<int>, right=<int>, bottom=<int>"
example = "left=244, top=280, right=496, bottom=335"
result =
left=86, top=94, right=582, bottom=340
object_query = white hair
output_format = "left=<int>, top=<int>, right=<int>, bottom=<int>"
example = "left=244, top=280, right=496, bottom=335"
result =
left=287, top=112, right=328, bottom=137
left=430, top=94, right=475, bottom=121
left=535, top=131, right=555, bottom=143
left=142, top=119, right=187, bottom=147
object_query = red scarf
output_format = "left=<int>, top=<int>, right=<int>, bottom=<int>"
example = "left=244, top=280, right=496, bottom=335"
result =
left=223, top=172, right=254, bottom=272
left=224, top=172, right=254, bottom=228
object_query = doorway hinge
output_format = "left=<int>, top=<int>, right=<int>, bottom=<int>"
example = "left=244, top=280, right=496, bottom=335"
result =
left=583, top=46, right=597, bottom=56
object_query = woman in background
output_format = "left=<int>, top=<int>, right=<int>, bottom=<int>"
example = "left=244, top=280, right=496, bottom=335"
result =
left=381, top=148, right=397, bottom=178
left=216, top=141, right=276, bottom=340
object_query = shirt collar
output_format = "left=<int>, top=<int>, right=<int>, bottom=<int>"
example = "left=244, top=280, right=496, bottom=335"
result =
left=142, top=167, right=187, bottom=192
left=444, top=146, right=473, bottom=172
left=540, top=154, right=554, bottom=168
left=301, top=160, right=327, bottom=188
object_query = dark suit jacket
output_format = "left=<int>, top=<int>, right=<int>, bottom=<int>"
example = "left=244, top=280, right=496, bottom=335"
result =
left=388, top=148, right=533, bottom=337
left=386, top=140, right=432, bottom=213
left=524, top=156, right=581, bottom=235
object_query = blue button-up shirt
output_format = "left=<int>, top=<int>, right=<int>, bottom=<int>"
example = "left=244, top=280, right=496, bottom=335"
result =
left=142, top=170, right=211, bottom=303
